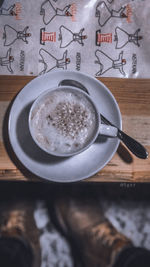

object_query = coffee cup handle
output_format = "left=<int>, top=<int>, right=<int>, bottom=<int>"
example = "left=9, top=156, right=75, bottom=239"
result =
left=99, top=124, right=118, bottom=137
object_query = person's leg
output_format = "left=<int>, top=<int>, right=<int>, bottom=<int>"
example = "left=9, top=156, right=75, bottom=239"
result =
left=0, top=200, right=41, bottom=267
left=0, top=237, right=33, bottom=267
left=53, top=195, right=133, bottom=267
left=113, top=247, right=150, bottom=267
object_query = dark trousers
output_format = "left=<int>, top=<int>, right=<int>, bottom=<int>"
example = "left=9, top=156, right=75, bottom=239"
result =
left=113, top=247, right=150, bottom=267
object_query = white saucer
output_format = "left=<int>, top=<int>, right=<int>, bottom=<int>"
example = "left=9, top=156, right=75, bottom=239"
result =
left=8, top=70, right=122, bottom=182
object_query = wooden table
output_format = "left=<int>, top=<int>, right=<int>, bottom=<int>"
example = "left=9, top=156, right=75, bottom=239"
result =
left=0, top=76, right=150, bottom=183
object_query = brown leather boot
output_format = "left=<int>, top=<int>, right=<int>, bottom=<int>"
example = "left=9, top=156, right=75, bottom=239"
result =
left=0, top=200, right=41, bottom=267
left=54, top=196, right=133, bottom=267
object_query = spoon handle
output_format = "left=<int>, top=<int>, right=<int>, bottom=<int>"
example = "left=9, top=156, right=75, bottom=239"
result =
left=101, top=114, right=148, bottom=159
left=117, top=129, right=148, bottom=159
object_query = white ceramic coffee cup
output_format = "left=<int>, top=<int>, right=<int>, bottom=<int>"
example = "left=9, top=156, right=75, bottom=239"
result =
left=28, top=86, right=118, bottom=157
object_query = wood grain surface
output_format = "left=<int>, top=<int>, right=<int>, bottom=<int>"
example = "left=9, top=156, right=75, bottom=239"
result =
left=0, top=75, right=150, bottom=183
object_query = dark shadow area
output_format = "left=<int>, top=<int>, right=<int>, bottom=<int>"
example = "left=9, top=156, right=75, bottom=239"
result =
left=0, top=178, right=150, bottom=203
left=0, top=181, right=150, bottom=219
left=117, top=143, right=133, bottom=164
left=0, top=181, right=148, bottom=213
left=95, top=134, right=107, bottom=144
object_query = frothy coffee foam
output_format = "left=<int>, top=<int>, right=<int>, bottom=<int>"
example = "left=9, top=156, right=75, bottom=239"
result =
left=30, top=88, right=97, bottom=154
